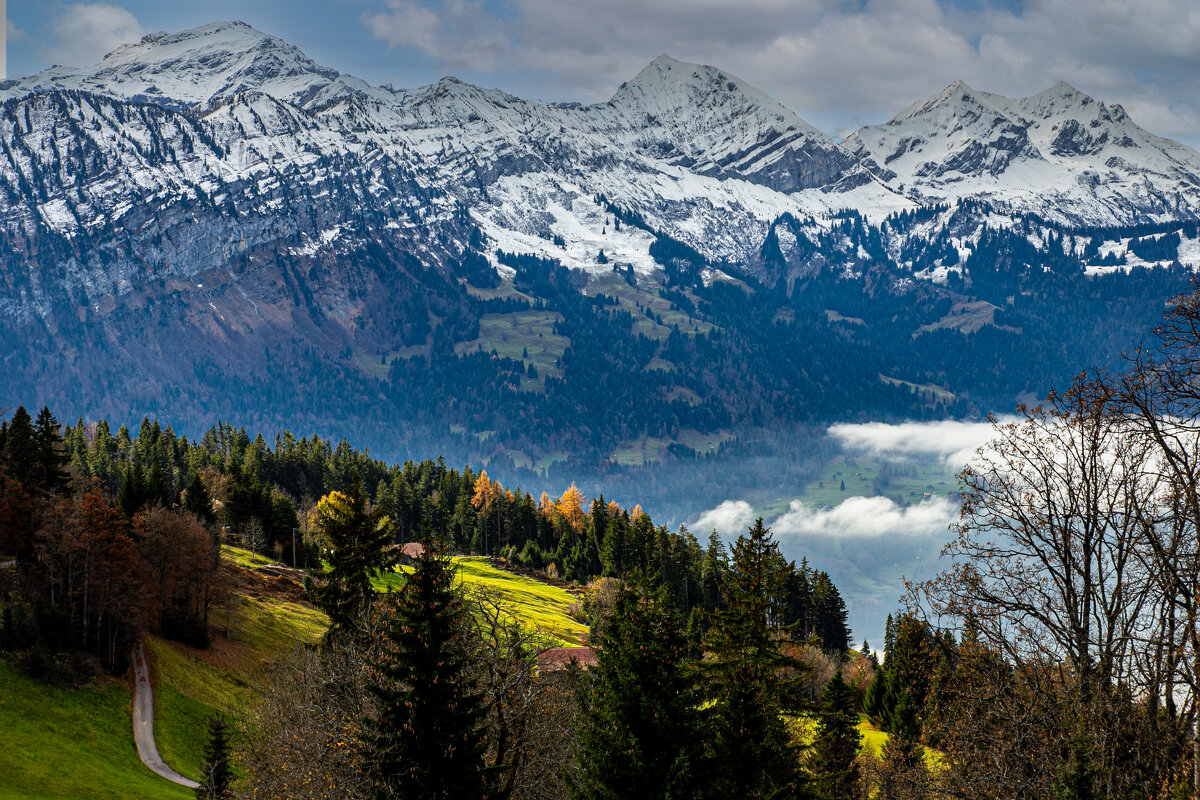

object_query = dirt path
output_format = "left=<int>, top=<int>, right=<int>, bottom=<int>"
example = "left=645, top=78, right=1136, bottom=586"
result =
left=131, top=640, right=200, bottom=789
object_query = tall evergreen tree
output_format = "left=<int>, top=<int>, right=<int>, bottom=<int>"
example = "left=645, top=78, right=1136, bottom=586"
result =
left=699, top=531, right=727, bottom=613
left=119, top=461, right=148, bottom=519
left=706, top=519, right=809, bottom=800
left=195, top=715, right=234, bottom=800
left=572, top=582, right=707, bottom=800
left=368, top=537, right=499, bottom=800
left=811, top=572, right=851, bottom=653
left=811, top=671, right=861, bottom=800
left=183, top=474, right=216, bottom=526
left=306, top=476, right=393, bottom=639
left=3, top=407, right=37, bottom=488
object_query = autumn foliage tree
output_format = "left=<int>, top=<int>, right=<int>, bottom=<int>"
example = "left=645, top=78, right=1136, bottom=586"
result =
left=306, top=476, right=393, bottom=640
left=137, top=506, right=223, bottom=647
left=8, top=487, right=145, bottom=670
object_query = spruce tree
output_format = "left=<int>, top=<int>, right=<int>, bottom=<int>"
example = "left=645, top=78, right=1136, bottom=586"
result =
left=195, top=715, right=234, bottom=799
left=306, top=476, right=393, bottom=639
left=572, top=582, right=706, bottom=800
left=119, top=462, right=148, bottom=518
left=706, top=519, right=809, bottom=800
left=368, top=537, right=498, bottom=800
left=811, top=671, right=861, bottom=800
left=184, top=474, right=216, bottom=526
left=3, top=407, right=37, bottom=489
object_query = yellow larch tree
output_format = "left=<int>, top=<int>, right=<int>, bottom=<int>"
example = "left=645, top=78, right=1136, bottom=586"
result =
left=471, top=470, right=495, bottom=511
left=557, top=483, right=587, bottom=532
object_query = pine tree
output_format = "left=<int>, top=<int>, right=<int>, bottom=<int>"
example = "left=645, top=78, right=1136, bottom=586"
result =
left=183, top=474, right=216, bottom=526
left=706, top=519, right=809, bottom=800
left=3, top=407, right=37, bottom=489
left=195, top=715, right=234, bottom=799
left=812, top=571, right=851, bottom=653
left=368, top=537, right=498, bottom=800
left=572, top=582, right=706, bottom=800
left=119, top=461, right=148, bottom=518
left=306, top=476, right=393, bottom=639
left=811, top=671, right=861, bottom=800
left=699, top=531, right=727, bottom=612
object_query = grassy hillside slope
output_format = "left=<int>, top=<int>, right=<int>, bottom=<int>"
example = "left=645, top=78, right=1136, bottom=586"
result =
left=0, top=663, right=191, bottom=800
left=0, top=547, right=586, bottom=797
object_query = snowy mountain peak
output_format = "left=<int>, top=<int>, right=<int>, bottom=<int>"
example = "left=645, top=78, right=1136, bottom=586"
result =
left=2, top=20, right=340, bottom=108
left=892, top=80, right=985, bottom=123
left=603, top=55, right=861, bottom=191
left=613, top=54, right=797, bottom=125
left=848, top=78, right=1200, bottom=223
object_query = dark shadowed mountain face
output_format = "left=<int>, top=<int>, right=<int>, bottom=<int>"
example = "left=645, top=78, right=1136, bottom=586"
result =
left=2, top=21, right=1200, bottom=499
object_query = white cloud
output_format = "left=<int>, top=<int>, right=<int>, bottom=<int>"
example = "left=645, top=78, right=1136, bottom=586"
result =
left=45, top=3, right=145, bottom=67
left=692, top=493, right=957, bottom=542
left=828, top=418, right=1009, bottom=470
left=363, top=0, right=509, bottom=70
left=772, top=495, right=957, bottom=539
left=691, top=499, right=756, bottom=537
left=362, top=0, right=447, bottom=58
left=7, top=20, right=28, bottom=43
left=358, top=0, right=1200, bottom=148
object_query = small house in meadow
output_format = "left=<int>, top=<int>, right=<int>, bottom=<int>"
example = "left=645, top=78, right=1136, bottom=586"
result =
left=395, top=542, right=425, bottom=565
left=537, top=646, right=598, bottom=674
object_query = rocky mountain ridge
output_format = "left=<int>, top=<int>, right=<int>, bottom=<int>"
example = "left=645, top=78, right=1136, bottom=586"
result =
left=3, top=21, right=1200, bottom=326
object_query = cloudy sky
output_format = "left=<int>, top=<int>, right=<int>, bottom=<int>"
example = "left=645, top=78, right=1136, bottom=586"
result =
left=6, top=1, right=1200, bottom=147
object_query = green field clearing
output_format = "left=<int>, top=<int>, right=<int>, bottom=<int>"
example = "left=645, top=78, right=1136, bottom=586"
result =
left=454, top=311, right=570, bottom=388
left=454, top=557, right=589, bottom=646
left=796, top=712, right=939, bottom=765
left=916, top=300, right=1019, bottom=336
left=0, top=663, right=191, bottom=800
left=611, top=435, right=670, bottom=466
left=463, top=278, right=536, bottom=303
left=379, top=556, right=588, bottom=646
left=856, top=715, right=889, bottom=756
left=610, top=429, right=733, bottom=465
left=880, top=374, right=956, bottom=402
left=676, top=428, right=734, bottom=454
left=353, top=345, right=431, bottom=381
left=588, top=273, right=715, bottom=341
left=533, top=451, right=569, bottom=472
left=775, top=454, right=957, bottom=512
left=663, top=385, right=699, bottom=404
left=220, top=544, right=278, bottom=569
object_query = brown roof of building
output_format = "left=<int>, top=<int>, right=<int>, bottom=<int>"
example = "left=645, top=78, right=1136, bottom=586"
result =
left=400, top=542, right=425, bottom=559
left=537, top=646, right=598, bottom=673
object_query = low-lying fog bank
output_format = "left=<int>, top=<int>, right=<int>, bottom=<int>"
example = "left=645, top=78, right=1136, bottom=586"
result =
left=689, top=418, right=1007, bottom=647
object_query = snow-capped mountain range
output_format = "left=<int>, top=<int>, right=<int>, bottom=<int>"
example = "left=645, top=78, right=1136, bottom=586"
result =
left=845, top=79, right=1200, bottom=222
left=3, top=20, right=1200, bottom=322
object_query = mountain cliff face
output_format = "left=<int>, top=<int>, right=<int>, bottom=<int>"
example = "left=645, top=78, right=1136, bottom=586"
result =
left=1, top=21, right=1199, bottom=472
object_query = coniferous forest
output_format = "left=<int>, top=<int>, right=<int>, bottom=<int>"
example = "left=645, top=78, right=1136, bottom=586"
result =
left=9, top=276, right=1200, bottom=799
